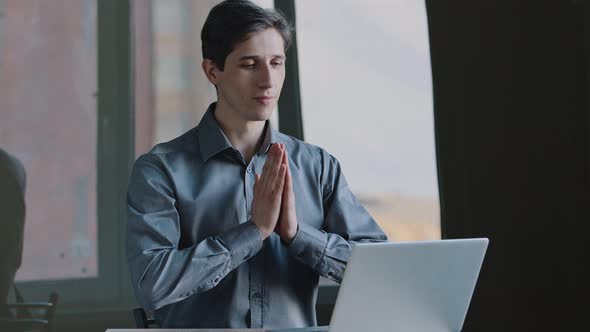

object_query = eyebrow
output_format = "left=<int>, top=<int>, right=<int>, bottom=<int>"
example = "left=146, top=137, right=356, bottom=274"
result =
left=238, top=55, right=286, bottom=61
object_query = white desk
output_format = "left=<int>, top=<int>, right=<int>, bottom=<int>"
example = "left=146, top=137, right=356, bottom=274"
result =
left=106, top=327, right=329, bottom=332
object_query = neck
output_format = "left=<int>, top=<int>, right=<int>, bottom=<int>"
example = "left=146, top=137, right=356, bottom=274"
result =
left=213, top=101, right=266, bottom=163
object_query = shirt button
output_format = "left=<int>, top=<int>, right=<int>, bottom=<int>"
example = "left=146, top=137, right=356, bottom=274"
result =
left=252, top=292, right=261, bottom=299
left=246, top=168, right=252, bottom=173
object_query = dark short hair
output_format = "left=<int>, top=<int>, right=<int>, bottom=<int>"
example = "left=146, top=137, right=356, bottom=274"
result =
left=201, top=0, right=293, bottom=71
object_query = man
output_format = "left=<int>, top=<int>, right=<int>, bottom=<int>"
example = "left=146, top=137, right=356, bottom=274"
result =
left=0, top=148, right=26, bottom=319
left=126, top=0, right=387, bottom=328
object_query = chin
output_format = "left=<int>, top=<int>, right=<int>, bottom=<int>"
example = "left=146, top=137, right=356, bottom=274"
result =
left=246, top=104, right=275, bottom=121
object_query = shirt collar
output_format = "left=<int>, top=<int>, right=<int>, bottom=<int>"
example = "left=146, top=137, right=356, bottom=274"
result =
left=257, top=119, right=277, bottom=156
left=196, top=102, right=280, bottom=162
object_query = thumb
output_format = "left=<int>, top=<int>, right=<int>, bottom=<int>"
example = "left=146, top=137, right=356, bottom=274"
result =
left=285, top=160, right=292, bottom=191
left=282, top=165, right=290, bottom=201
left=284, top=149, right=292, bottom=190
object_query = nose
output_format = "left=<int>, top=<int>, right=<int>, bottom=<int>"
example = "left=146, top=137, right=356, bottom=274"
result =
left=256, top=63, right=273, bottom=90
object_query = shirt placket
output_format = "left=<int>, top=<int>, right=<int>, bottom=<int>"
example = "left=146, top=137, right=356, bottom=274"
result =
left=245, top=157, right=265, bottom=328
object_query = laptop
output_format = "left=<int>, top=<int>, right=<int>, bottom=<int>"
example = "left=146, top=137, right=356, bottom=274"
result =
left=296, top=238, right=488, bottom=332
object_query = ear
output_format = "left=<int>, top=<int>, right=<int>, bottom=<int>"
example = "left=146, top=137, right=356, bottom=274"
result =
left=201, top=59, right=221, bottom=85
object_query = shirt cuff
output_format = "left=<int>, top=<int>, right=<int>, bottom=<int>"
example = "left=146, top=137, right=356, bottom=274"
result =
left=286, top=222, right=328, bottom=268
left=215, top=220, right=264, bottom=269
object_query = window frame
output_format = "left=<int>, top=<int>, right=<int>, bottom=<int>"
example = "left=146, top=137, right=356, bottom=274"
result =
left=274, top=0, right=339, bottom=304
left=13, top=0, right=136, bottom=310
left=275, top=0, right=305, bottom=140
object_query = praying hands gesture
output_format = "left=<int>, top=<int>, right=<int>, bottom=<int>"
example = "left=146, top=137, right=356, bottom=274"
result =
left=274, top=144, right=298, bottom=244
left=251, top=143, right=298, bottom=243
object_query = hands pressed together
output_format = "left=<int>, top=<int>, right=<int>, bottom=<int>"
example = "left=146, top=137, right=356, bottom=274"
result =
left=251, top=143, right=298, bottom=244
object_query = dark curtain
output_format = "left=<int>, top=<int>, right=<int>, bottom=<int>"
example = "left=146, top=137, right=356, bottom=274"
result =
left=426, top=0, right=590, bottom=331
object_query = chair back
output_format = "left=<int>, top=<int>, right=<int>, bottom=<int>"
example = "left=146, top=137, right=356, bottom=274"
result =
left=132, top=307, right=159, bottom=328
left=0, top=291, right=59, bottom=332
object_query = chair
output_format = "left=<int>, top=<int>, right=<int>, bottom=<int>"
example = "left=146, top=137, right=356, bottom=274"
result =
left=132, top=307, right=159, bottom=328
left=0, top=291, right=59, bottom=332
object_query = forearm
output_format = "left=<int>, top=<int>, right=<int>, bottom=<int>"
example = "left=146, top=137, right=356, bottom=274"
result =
left=286, top=222, right=387, bottom=283
left=126, top=154, right=267, bottom=310
left=128, top=220, right=262, bottom=310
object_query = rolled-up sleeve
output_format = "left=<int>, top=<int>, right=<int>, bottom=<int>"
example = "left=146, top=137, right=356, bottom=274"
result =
left=287, top=149, right=387, bottom=283
left=126, top=153, right=263, bottom=310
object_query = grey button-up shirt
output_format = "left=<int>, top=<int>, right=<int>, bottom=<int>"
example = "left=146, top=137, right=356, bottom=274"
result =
left=126, top=103, right=387, bottom=329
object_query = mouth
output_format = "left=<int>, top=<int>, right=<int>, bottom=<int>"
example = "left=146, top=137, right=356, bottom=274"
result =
left=253, top=96, right=274, bottom=105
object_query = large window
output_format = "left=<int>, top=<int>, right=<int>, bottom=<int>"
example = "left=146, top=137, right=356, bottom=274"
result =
left=1, top=0, right=132, bottom=309
left=0, top=0, right=98, bottom=282
left=296, top=0, right=440, bottom=241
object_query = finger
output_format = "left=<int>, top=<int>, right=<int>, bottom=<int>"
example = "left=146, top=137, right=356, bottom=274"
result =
left=282, top=159, right=292, bottom=200
left=265, top=144, right=281, bottom=171
left=274, top=164, right=287, bottom=195
left=282, top=167, right=289, bottom=202
left=260, top=146, right=278, bottom=189
left=261, top=146, right=275, bottom=178
left=279, top=147, right=288, bottom=189
left=286, top=157, right=292, bottom=190
left=264, top=147, right=284, bottom=194
left=281, top=145, right=288, bottom=166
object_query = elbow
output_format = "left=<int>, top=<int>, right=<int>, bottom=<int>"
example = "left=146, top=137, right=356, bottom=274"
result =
left=133, top=275, right=161, bottom=311
left=132, top=267, right=219, bottom=311
left=134, top=275, right=184, bottom=311
left=129, top=256, right=172, bottom=310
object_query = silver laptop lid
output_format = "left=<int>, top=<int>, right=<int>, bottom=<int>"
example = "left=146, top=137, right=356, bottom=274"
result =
left=329, top=238, right=488, bottom=332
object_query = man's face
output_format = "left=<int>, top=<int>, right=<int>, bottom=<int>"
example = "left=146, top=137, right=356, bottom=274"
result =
left=207, top=28, right=286, bottom=122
